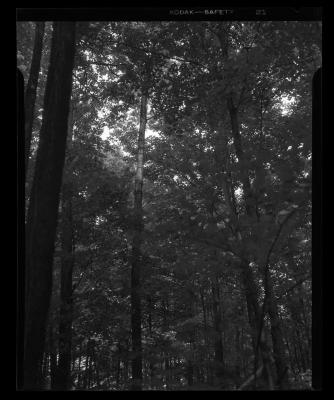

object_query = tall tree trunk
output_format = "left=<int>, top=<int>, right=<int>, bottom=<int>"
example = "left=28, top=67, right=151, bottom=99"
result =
left=187, top=360, right=194, bottom=387
left=227, top=98, right=255, bottom=217
left=211, top=280, right=224, bottom=381
left=186, top=288, right=196, bottom=388
left=55, top=188, right=74, bottom=390
left=77, top=345, right=82, bottom=389
left=24, top=21, right=45, bottom=177
left=228, top=100, right=289, bottom=389
left=24, top=22, right=76, bottom=390
left=147, top=295, right=155, bottom=388
left=83, top=339, right=93, bottom=390
left=116, top=345, right=121, bottom=389
left=49, top=326, right=59, bottom=390
left=265, top=271, right=290, bottom=389
left=17, top=69, right=25, bottom=390
left=240, top=261, right=274, bottom=389
left=41, top=351, right=48, bottom=386
left=215, top=31, right=273, bottom=388
left=55, top=103, right=75, bottom=391
left=130, top=91, right=148, bottom=390
left=199, top=288, right=210, bottom=384
left=235, top=327, right=242, bottom=383
left=226, top=95, right=274, bottom=390
left=83, top=352, right=89, bottom=389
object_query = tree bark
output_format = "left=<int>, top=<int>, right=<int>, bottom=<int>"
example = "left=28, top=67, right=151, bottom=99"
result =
left=55, top=187, right=74, bottom=390
left=235, top=327, right=242, bottom=383
left=240, top=261, right=274, bottom=389
left=227, top=98, right=255, bottom=217
left=228, top=95, right=289, bottom=389
left=147, top=295, right=155, bottom=388
left=265, top=272, right=290, bottom=389
left=49, top=326, right=59, bottom=390
left=187, top=361, right=194, bottom=387
left=211, top=281, right=224, bottom=381
left=54, top=102, right=75, bottom=391
left=24, top=22, right=76, bottom=390
left=214, top=23, right=274, bottom=387
left=24, top=21, right=45, bottom=177
left=130, top=92, right=148, bottom=390
left=227, top=93, right=275, bottom=390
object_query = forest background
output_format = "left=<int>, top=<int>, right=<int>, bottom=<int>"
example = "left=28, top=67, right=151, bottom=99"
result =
left=17, top=18, right=321, bottom=390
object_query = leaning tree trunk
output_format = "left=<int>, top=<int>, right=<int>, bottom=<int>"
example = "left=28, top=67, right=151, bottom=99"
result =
left=24, top=22, right=76, bottom=390
left=24, top=21, right=45, bottom=177
left=225, top=93, right=275, bottom=390
left=130, top=90, right=148, bottom=390
left=240, top=262, right=274, bottom=389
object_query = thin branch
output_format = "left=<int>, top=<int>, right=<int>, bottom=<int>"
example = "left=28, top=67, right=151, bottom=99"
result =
left=276, top=275, right=311, bottom=301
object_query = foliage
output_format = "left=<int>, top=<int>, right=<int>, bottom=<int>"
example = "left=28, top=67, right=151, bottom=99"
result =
left=19, top=20, right=319, bottom=391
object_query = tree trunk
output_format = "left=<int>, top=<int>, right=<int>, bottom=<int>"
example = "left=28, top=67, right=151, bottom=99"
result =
left=187, top=361, right=194, bottom=387
left=24, top=22, right=76, bottom=390
left=17, top=69, right=25, bottom=390
left=54, top=103, right=75, bottom=391
left=235, top=328, right=242, bottom=382
left=116, top=348, right=121, bottom=389
left=130, top=92, right=148, bottom=390
left=211, top=281, right=224, bottom=381
left=227, top=94, right=275, bottom=390
left=41, top=351, right=48, bottom=386
left=147, top=295, right=155, bottom=388
left=77, top=345, right=82, bottom=389
left=49, top=326, right=58, bottom=390
left=199, top=288, right=210, bottom=384
left=227, top=98, right=255, bottom=217
left=240, top=262, right=274, bottom=390
left=24, top=21, right=45, bottom=176
left=55, top=188, right=74, bottom=390
left=215, top=24, right=275, bottom=389
left=265, top=272, right=290, bottom=389
left=83, top=352, right=89, bottom=389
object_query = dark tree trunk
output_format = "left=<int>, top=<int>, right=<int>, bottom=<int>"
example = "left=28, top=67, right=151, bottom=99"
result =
left=83, top=353, right=89, bottom=389
left=24, top=22, right=76, bottom=390
left=185, top=288, right=196, bottom=388
left=240, top=262, right=274, bottom=390
left=199, top=288, right=210, bottom=384
left=130, top=92, right=148, bottom=390
left=147, top=295, right=155, bottom=388
left=116, top=350, right=121, bottom=389
left=235, top=328, right=242, bottom=382
left=49, top=326, right=59, bottom=390
left=54, top=103, right=75, bottom=391
left=77, top=346, right=82, bottom=388
left=214, top=24, right=275, bottom=390
left=187, top=361, right=194, bottom=387
left=24, top=21, right=45, bottom=177
left=211, top=281, right=224, bottom=381
left=41, top=352, right=49, bottom=386
left=226, top=94, right=275, bottom=390
left=87, top=356, right=92, bottom=389
left=265, top=272, right=290, bottom=389
left=227, top=98, right=255, bottom=217
left=55, top=187, right=74, bottom=390
left=83, top=339, right=93, bottom=389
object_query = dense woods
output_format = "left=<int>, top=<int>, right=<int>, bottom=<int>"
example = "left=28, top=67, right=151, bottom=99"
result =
left=17, top=20, right=320, bottom=390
